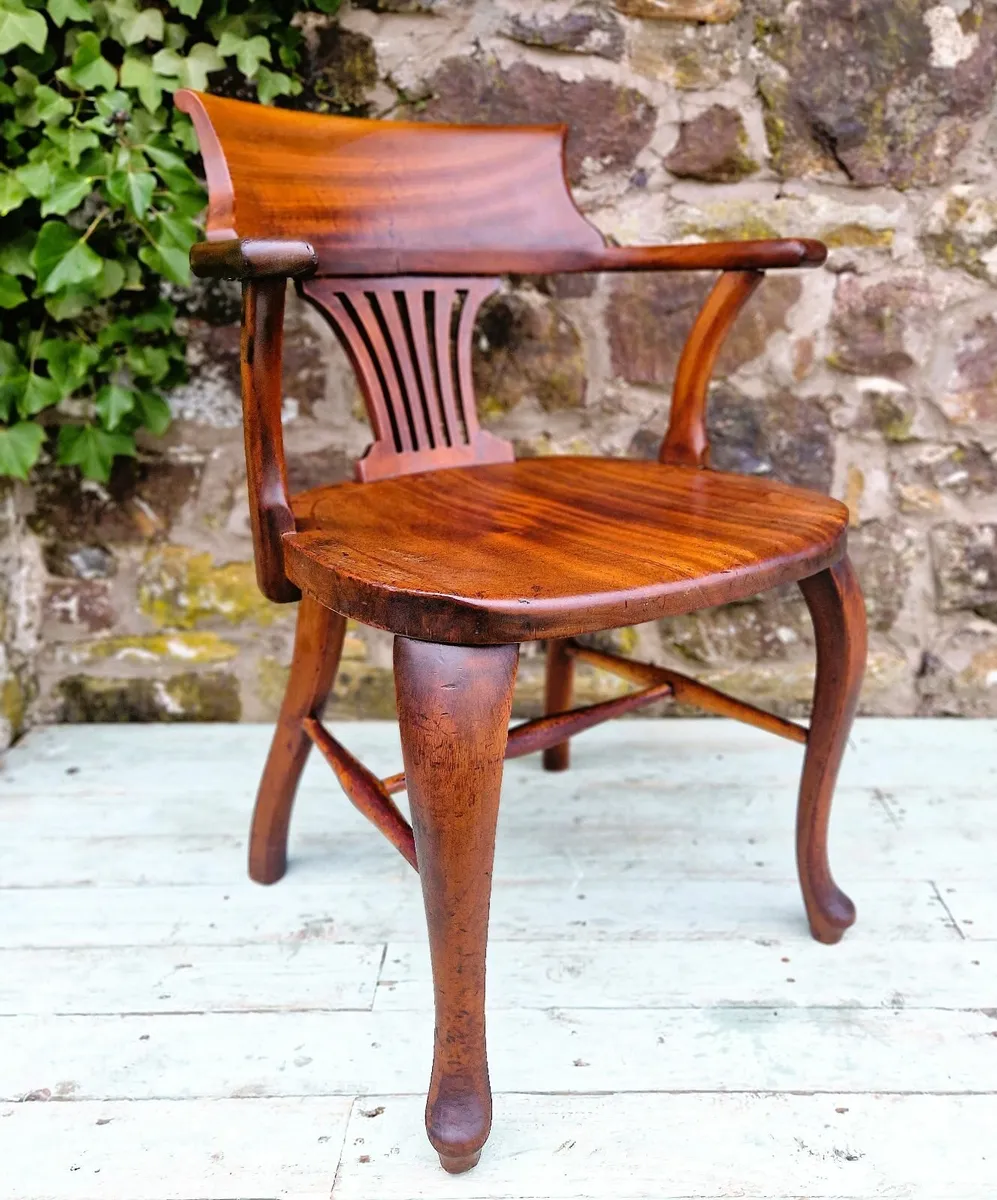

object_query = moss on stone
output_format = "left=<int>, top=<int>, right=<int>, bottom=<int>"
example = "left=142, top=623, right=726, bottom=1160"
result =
left=58, top=671, right=240, bottom=722
left=0, top=675, right=26, bottom=737
left=138, top=547, right=277, bottom=629
left=821, top=224, right=895, bottom=248
left=77, top=633, right=239, bottom=665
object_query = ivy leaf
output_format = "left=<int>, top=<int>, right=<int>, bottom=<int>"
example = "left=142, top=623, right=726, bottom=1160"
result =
left=48, top=0, right=93, bottom=27
left=143, top=140, right=201, bottom=193
left=66, top=126, right=100, bottom=167
left=18, top=84, right=73, bottom=127
left=256, top=65, right=297, bottom=106
left=64, top=31, right=118, bottom=92
left=0, top=422, right=45, bottom=481
left=217, top=32, right=272, bottom=77
left=0, top=2, right=48, bottom=56
left=120, top=54, right=166, bottom=113
left=156, top=210, right=199, bottom=250
left=126, top=343, right=170, bottom=383
left=0, top=275, right=27, bottom=309
left=131, top=298, right=176, bottom=333
left=106, top=168, right=155, bottom=219
left=138, top=241, right=190, bottom=286
left=37, top=339, right=99, bottom=395
left=310, top=0, right=342, bottom=11
left=0, top=230, right=36, bottom=278
left=0, top=169, right=28, bottom=216
left=120, top=7, right=164, bottom=46
left=135, top=390, right=171, bottom=435
left=57, top=424, right=135, bottom=482
left=16, top=158, right=54, bottom=199
left=18, top=371, right=62, bottom=418
left=40, top=167, right=93, bottom=216
left=95, top=383, right=136, bottom=431
left=152, top=41, right=223, bottom=90
left=167, top=0, right=201, bottom=15
left=32, top=221, right=104, bottom=294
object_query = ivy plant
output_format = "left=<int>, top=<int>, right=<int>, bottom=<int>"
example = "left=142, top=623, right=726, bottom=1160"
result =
left=0, top=0, right=340, bottom=482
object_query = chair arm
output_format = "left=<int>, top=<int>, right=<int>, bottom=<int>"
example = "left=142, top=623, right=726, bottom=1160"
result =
left=592, top=238, right=826, bottom=273
left=189, top=238, right=318, bottom=281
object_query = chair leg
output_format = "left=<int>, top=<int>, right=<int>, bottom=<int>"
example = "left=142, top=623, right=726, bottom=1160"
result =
left=394, top=636, right=519, bottom=1174
left=542, top=638, right=574, bottom=771
left=249, top=595, right=346, bottom=885
left=797, top=555, right=867, bottom=944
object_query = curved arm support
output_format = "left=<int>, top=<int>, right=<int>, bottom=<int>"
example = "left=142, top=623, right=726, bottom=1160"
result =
left=660, top=269, right=764, bottom=469
left=242, top=278, right=300, bottom=603
left=592, top=238, right=826, bottom=273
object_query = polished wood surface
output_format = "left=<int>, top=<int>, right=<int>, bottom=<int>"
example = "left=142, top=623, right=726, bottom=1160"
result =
left=797, top=557, right=867, bottom=944
left=302, top=718, right=417, bottom=871
left=179, top=89, right=866, bottom=1175
left=563, top=642, right=809, bottom=745
left=302, top=277, right=513, bottom=481
left=286, top=458, right=848, bottom=644
left=249, top=595, right=344, bottom=884
left=662, top=270, right=764, bottom=468
left=394, top=638, right=519, bottom=1174
left=240, top=278, right=299, bottom=604
left=175, top=90, right=825, bottom=280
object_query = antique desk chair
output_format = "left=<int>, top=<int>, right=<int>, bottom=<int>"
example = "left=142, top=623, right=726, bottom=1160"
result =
left=177, top=90, right=867, bottom=1174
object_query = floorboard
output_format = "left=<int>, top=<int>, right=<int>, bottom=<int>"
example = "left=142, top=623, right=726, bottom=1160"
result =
left=2, top=719, right=994, bottom=1199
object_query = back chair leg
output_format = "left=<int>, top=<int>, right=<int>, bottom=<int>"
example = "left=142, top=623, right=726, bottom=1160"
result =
left=797, top=556, right=867, bottom=944
left=249, top=596, right=346, bottom=884
left=542, top=638, right=575, bottom=771
left=394, top=636, right=519, bottom=1174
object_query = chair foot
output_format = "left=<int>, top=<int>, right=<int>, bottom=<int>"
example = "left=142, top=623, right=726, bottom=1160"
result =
left=394, top=636, right=519, bottom=1173
left=797, top=556, right=866, bottom=945
left=542, top=638, right=574, bottom=771
left=249, top=596, right=346, bottom=885
left=439, top=1150, right=481, bottom=1174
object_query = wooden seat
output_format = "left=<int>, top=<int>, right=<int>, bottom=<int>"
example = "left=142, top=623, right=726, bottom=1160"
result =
left=287, top=458, right=849, bottom=644
left=177, top=88, right=868, bottom=1178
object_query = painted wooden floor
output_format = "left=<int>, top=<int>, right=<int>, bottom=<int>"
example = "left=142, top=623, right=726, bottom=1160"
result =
left=1, top=719, right=996, bottom=1200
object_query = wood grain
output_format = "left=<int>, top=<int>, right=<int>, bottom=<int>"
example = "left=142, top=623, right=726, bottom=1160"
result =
left=249, top=596, right=344, bottom=884
left=797, top=556, right=867, bottom=944
left=394, top=638, right=519, bottom=1172
left=286, top=458, right=849, bottom=643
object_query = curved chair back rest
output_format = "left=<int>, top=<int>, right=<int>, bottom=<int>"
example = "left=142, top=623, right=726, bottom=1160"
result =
left=175, top=90, right=606, bottom=275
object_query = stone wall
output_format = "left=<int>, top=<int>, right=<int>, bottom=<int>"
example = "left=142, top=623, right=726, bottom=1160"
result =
left=18, top=0, right=997, bottom=737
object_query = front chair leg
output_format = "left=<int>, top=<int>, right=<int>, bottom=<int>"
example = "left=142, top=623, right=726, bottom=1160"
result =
left=394, top=636, right=519, bottom=1174
left=797, top=555, right=867, bottom=944
left=249, top=595, right=346, bottom=884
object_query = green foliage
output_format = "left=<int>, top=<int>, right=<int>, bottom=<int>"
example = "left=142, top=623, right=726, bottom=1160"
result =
left=0, top=0, right=341, bottom=482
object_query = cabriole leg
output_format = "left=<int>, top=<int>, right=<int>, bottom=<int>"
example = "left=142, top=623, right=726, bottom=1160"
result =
left=394, top=636, right=519, bottom=1174
left=542, top=638, right=574, bottom=771
left=249, top=595, right=346, bottom=884
left=797, top=556, right=867, bottom=944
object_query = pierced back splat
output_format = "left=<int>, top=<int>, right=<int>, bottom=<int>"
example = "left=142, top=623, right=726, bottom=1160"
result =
left=302, top=276, right=513, bottom=482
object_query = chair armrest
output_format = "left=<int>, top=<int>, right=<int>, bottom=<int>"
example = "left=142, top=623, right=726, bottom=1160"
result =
left=592, top=238, right=827, bottom=273
left=189, top=238, right=318, bottom=281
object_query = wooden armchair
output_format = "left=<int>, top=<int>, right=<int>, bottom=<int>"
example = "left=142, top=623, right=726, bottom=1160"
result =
left=177, top=90, right=867, bottom=1175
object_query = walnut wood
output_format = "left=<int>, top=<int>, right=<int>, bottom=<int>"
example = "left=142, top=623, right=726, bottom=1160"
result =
left=249, top=596, right=345, bottom=884
left=190, top=238, right=317, bottom=280
left=564, top=642, right=809, bottom=745
left=594, top=239, right=827, bottom=273
left=797, top=556, right=866, bottom=944
left=542, top=638, right=576, bottom=772
left=301, top=717, right=417, bottom=870
left=301, top=277, right=513, bottom=481
left=661, top=270, right=764, bottom=468
left=394, top=637, right=519, bottom=1174
left=380, top=681, right=673, bottom=796
left=285, top=459, right=849, bottom=644
left=241, top=278, right=299, bottom=604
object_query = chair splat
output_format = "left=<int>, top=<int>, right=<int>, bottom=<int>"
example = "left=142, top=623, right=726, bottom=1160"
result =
left=302, top=276, right=513, bottom=481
